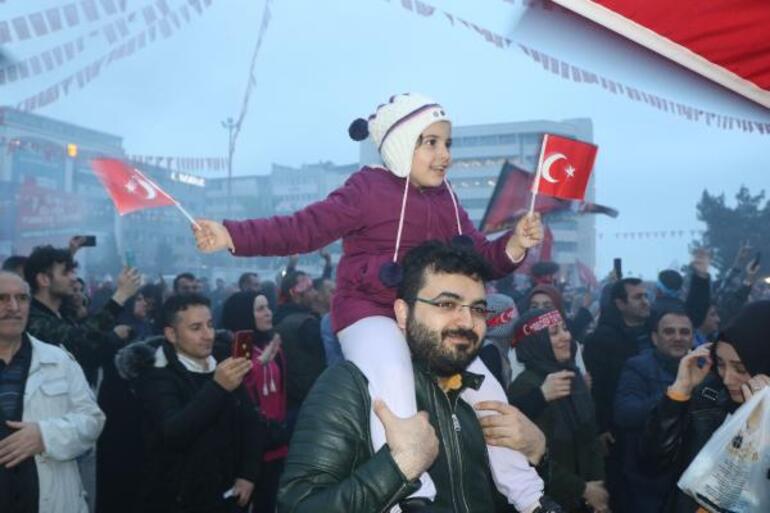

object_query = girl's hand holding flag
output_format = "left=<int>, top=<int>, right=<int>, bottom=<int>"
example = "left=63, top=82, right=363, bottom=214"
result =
left=506, top=213, right=544, bottom=262
left=193, top=219, right=234, bottom=253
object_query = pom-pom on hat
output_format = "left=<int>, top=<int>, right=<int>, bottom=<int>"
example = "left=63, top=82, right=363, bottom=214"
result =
left=348, top=92, right=450, bottom=178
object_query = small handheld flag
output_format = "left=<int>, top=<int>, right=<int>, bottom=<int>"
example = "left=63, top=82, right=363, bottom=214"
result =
left=91, top=158, right=199, bottom=228
left=529, top=134, right=598, bottom=214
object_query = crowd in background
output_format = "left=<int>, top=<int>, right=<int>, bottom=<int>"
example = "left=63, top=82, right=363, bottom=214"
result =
left=1, top=235, right=768, bottom=513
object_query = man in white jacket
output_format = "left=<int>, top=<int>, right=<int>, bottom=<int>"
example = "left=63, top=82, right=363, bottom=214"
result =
left=0, top=271, right=105, bottom=513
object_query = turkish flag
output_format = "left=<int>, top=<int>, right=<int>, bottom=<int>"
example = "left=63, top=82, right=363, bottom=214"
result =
left=534, top=134, right=598, bottom=201
left=552, top=0, right=770, bottom=108
left=91, top=158, right=177, bottom=215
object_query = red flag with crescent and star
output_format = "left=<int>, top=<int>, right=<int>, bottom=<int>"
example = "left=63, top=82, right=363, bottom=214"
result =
left=534, top=134, right=598, bottom=201
left=91, top=158, right=177, bottom=215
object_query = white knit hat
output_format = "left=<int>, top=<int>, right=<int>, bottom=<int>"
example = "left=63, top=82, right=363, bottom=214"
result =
left=348, top=92, right=450, bottom=178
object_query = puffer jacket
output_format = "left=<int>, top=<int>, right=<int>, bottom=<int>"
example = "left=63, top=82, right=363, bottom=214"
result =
left=637, top=373, right=731, bottom=513
left=277, top=361, right=516, bottom=513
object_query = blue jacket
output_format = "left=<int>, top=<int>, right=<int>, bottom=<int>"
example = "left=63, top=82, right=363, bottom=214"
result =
left=613, top=349, right=679, bottom=513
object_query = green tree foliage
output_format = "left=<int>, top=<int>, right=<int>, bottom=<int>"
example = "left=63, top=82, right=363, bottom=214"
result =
left=696, top=186, right=768, bottom=276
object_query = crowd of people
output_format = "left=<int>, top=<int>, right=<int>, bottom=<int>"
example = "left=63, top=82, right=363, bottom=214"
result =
left=1, top=91, right=769, bottom=513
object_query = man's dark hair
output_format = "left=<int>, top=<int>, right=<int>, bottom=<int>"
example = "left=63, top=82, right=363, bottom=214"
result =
left=2, top=255, right=28, bottom=273
left=173, top=272, right=196, bottom=293
left=162, top=293, right=211, bottom=328
left=24, top=245, right=77, bottom=293
left=280, top=270, right=308, bottom=302
left=238, top=272, right=258, bottom=290
left=397, top=241, right=492, bottom=304
left=611, top=278, right=643, bottom=304
left=651, top=305, right=690, bottom=332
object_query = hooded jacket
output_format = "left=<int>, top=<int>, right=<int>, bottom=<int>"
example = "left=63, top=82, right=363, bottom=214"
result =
left=223, top=166, right=519, bottom=334
left=117, top=338, right=264, bottom=513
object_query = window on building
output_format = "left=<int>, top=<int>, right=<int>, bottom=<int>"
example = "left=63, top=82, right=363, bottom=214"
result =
left=554, top=241, right=578, bottom=253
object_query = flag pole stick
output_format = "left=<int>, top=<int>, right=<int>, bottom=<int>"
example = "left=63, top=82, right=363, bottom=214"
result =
left=528, top=134, right=549, bottom=216
left=173, top=201, right=201, bottom=230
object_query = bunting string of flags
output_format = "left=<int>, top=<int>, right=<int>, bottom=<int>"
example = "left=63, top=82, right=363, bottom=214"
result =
left=14, top=0, right=215, bottom=112
left=127, top=155, right=228, bottom=171
left=385, top=0, right=770, bottom=135
left=1, top=136, right=227, bottom=172
left=0, top=0, right=125, bottom=45
left=598, top=230, right=705, bottom=240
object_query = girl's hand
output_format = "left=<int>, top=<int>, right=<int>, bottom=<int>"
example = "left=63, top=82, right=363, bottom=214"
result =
left=193, top=219, right=234, bottom=253
left=507, top=213, right=543, bottom=261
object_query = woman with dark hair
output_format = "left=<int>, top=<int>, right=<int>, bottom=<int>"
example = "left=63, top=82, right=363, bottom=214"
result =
left=508, top=309, right=608, bottom=513
left=219, top=290, right=287, bottom=513
left=639, top=300, right=770, bottom=513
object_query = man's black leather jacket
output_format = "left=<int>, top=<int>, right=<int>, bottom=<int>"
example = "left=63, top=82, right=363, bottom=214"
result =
left=277, top=361, right=517, bottom=513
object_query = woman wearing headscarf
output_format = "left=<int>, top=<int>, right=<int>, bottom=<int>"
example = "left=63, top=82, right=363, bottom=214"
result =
left=508, top=309, right=608, bottom=513
left=219, top=290, right=288, bottom=513
left=639, top=300, right=770, bottom=513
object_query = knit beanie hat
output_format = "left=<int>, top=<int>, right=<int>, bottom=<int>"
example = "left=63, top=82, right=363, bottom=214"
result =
left=657, top=269, right=684, bottom=298
left=348, top=92, right=450, bottom=178
left=349, top=93, right=465, bottom=288
left=718, top=300, right=770, bottom=376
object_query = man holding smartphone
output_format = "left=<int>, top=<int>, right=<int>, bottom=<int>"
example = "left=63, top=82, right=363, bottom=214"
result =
left=122, top=294, right=264, bottom=513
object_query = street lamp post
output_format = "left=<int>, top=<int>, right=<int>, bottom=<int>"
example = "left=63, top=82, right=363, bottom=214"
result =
left=221, top=117, right=237, bottom=216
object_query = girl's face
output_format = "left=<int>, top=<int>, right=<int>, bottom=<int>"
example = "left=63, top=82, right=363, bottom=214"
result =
left=409, top=121, right=452, bottom=188
left=548, top=321, right=572, bottom=363
left=133, top=293, right=147, bottom=319
left=715, top=341, right=751, bottom=403
left=253, top=294, right=273, bottom=332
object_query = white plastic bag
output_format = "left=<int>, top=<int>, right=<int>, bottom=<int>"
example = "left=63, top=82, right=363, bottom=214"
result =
left=677, top=386, right=770, bottom=513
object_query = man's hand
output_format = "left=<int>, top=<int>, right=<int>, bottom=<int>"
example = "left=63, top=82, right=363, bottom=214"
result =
left=732, top=240, right=752, bottom=269
left=475, top=401, right=546, bottom=465
left=373, top=399, right=438, bottom=481
left=113, top=325, right=132, bottom=340
left=691, top=248, right=711, bottom=278
left=507, top=213, right=543, bottom=261
left=68, top=236, right=88, bottom=255
left=112, top=267, right=142, bottom=305
left=741, top=374, right=770, bottom=402
left=213, top=358, right=252, bottom=392
left=193, top=219, right=234, bottom=253
left=0, top=421, right=45, bottom=468
left=669, top=344, right=713, bottom=398
left=583, top=480, right=610, bottom=513
left=232, top=478, right=254, bottom=507
left=744, top=257, right=761, bottom=285
left=540, top=370, right=575, bottom=402
left=598, top=432, right=615, bottom=454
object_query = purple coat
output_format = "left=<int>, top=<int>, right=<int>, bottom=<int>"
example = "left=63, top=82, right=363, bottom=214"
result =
left=224, top=166, right=519, bottom=333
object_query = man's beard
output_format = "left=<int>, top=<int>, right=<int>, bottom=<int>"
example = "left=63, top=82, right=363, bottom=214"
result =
left=405, top=311, right=481, bottom=377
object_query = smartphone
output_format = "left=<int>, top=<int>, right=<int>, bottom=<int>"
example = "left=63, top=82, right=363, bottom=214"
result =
left=80, top=235, right=97, bottom=247
left=124, top=250, right=135, bottom=268
left=231, top=331, right=253, bottom=360
left=613, top=258, right=623, bottom=280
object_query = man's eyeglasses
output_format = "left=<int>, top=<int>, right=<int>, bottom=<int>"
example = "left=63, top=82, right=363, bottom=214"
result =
left=415, top=297, right=496, bottom=320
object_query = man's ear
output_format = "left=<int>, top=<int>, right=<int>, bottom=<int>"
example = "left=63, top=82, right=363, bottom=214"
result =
left=394, top=299, right=409, bottom=331
left=164, top=326, right=177, bottom=346
left=35, top=272, right=50, bottom=291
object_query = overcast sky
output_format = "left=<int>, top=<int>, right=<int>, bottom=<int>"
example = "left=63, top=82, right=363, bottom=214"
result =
left=3, top=0, right=770, bottom=278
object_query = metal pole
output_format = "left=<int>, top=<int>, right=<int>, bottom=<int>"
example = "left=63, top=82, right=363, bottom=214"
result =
left=222, top=117, right=236, bottom=216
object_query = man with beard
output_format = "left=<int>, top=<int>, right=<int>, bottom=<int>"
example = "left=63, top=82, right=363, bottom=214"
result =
left=24, top=245, right=141, bottom=384
left=278, top=241, right=561, bottom=513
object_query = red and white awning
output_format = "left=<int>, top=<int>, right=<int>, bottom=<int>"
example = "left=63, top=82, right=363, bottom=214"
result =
left=551, top=0, right=770, bottom=109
